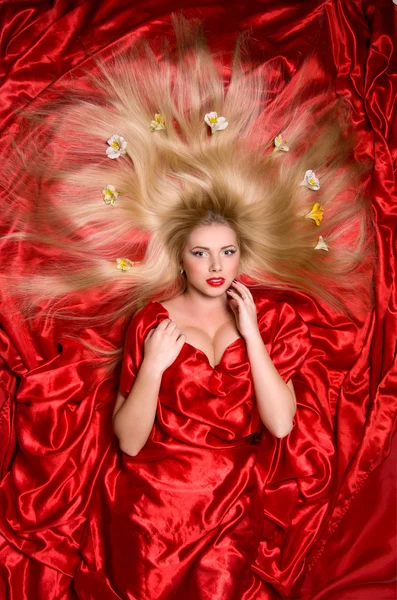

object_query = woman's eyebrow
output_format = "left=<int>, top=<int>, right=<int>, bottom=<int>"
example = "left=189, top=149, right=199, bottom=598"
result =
left=190, top=245, right=237, bottom=250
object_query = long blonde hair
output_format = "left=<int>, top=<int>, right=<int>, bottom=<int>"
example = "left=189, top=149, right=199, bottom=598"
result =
left=1, top=16, right=373, bottom=348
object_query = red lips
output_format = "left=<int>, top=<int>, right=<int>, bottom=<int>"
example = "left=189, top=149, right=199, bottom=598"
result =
left=206, top=278, right=225, bottom=287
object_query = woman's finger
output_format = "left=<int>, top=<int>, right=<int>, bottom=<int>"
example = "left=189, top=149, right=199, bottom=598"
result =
left=227, top=284, right=246, bottom=298
left=231, top=280, right=248, bottom=293
left=157, top=318, right=172, bottom=330
left=176, top=334, right=186, bottom=348
left=165, top=321, right=178, bottom=334
left=227, top=289, right=245, bottom=305
left=232, top=280, right=253, bottom=300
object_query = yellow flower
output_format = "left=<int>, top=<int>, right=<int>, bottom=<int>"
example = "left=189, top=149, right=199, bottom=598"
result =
left=116, top=258, right=135, bottom=271
left=150, top=114, right=166, bottom=131
left=273, top=134, right=289, bottom=152
left=102, top=184, right=119, bottom=206
left=305, top=202, right=324, bottom=226
left=314, top=236, right=329, bottom=251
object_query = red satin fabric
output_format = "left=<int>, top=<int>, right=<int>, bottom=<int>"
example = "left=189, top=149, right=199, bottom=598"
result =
left=0, top=1, right=396, bottom=599
left=75, top=297, right=311, bottom=599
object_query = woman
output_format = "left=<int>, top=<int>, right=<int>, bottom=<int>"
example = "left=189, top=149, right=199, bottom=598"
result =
left=114, top=221, right=298, bottom=457
left=0, top=15, right=371, bottom=600
left=75, top=221, right=312, bottom=599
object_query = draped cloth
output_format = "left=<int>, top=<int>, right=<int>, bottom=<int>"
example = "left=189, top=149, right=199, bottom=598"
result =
left=75, top=297, right=312, bottom=600
left=0, top=1, right=396, bottom=599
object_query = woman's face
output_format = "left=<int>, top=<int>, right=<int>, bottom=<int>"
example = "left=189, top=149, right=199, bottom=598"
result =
left=180, top=224, right=241, bottom=297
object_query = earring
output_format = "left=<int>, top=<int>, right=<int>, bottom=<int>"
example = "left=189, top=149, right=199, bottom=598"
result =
left=179, top=268, right=184, bottom=274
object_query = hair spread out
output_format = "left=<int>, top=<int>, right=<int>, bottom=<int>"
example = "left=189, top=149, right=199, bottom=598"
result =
left=0, top=15, right=374, bottom=366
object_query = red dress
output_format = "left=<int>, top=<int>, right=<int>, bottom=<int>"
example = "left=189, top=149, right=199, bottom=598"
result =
left=74, top=296, right=311, bottom=599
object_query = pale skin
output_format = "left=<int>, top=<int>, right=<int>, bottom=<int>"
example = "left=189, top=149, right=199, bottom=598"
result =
left=113, top=223, right=297, bottom=456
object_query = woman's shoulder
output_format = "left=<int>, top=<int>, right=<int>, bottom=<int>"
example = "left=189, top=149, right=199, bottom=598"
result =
left=125, top=301, right=168, bottom=341
left=139, top=300, right=168, bottom=319
left=132, top=300, right=167, bottom=320
left=131, top=301, right=153, bottom=318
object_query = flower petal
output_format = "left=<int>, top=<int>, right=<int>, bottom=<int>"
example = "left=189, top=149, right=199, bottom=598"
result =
left=116, top=258, right=134, bottom=271
left=102, top=185, right=119, bottom=206
left=106, top=135, right=128, bottom=159
left=204, top=112, right=228, bottom=132
left=204, top=112, right=217, bottom=127
left=305, top=202, right=324, bottom=226
left=150, top=113, right=166, bottom=131
left=215, top=119, right=228, bottom=131
left=314, top=236, right=329, bottom=251
left=274, top=134, right=289, bottom=152
left=300, top=169, right=320, bottom=190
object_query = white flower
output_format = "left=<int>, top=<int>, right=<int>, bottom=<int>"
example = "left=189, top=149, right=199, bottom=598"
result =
left=150, top=114, right=166, bottom=131
left=116, top=258, right=135, bottom=271
left=273, top=134, right=289, bottom=152
left=314, top=236, right=329, bottom=251
left=204, top=112, right=228, bottom=134
left=300, top=169, right=320, bottom=191
left=106, top=135, right=128, bottom=159
left=102, top=184, right=119, bottom=206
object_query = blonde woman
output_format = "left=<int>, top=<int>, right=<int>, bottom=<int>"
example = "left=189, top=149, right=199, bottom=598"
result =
left=1, top=16, right=371, bottom=600
left=114, top=220, right=300, bottom=454
left=89, top=218, right=312, bottom=598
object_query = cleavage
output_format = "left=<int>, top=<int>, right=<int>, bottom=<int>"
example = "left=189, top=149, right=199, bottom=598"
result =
left=157, top=300, right=241, bottom=368
left=181, top=322, right=241, bottom=368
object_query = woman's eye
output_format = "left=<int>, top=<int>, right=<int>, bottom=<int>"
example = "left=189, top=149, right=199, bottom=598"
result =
left=191, top=249, right=236, bottom=257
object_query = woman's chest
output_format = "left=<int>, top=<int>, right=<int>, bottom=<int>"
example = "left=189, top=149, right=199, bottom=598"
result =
left=181, top=322, right=242, bottom=368
left=161, top=301, right=242, bottom=369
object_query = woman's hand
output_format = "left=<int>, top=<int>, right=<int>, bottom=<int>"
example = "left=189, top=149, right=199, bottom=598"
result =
left=143, top=319, right=186, bottom=375
left=227, top=280, right=260, bottom=341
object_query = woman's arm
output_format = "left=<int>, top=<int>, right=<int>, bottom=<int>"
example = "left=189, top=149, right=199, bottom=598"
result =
left=113, top=361, right=163, bottom=457
left=245, top=333, right=296, bottom=438
left=227, top=280, right=298, bottom=439
left=113, top=318, right=185, bottom=456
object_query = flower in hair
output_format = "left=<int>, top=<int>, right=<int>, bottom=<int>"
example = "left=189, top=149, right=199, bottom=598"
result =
left=204, top=112, right=228, bottom=134
left=106, top=135, right=128, bottom=159
left=300, top=170, right=320, bottom=191
left=102, top=185, right=119, bottom=206
left=116, top=258, right=135, bottom=271
left=314, top=236, right=329, bottom=251
left=273, top=134, right=289, bottom=152
left=150, top=114, right=166, bottom=131
left=305, top=202, right=324, bottom=226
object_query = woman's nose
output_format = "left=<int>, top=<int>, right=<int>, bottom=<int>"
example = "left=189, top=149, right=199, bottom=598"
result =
left=210, top=256, right=222, bottom=272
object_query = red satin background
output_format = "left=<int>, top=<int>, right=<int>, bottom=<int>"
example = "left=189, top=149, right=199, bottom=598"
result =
left=0, top=1, right=396, bottom=599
